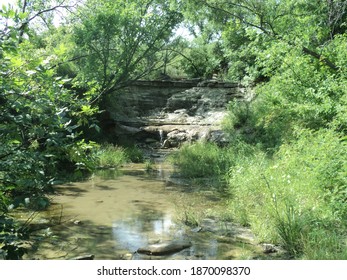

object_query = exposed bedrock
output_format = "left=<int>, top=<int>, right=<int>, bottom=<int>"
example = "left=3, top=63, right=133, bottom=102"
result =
left=103, top=80, right=247, bottom=147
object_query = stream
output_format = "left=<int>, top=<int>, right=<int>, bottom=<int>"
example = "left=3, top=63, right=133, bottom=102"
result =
left=23, top=151, right=267, bottom=260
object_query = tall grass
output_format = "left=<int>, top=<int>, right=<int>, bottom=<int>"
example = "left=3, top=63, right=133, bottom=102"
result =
left=227, top=129, right=347, bottom=259
left=95, top=144, right=128, bottom=168
left=169, top=141, right=255, bottom=181
left=169, top=142, right=232, bottom=178
left=125, top=146, right=144, bottom=163
left=95, top=144, right=145, bottom=168
left=171, top=129, right=347, bottom=259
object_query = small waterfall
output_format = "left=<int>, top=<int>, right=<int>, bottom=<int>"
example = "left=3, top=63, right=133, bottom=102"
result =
left=159, top=129, right=164, bottom=146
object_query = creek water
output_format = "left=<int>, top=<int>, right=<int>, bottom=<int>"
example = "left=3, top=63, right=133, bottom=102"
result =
left=24, top=156, right=264, bottom=260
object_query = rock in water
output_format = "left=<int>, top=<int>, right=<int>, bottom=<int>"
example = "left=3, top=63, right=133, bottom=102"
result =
left=70, top=254, right=95, bottom=260
left=262, top=244, right=278, bottom=254
left=137, top=241, right=192, bottom=256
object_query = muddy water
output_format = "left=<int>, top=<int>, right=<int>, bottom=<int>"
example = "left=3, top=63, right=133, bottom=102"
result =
left=25, top=161, right=263, bottom=260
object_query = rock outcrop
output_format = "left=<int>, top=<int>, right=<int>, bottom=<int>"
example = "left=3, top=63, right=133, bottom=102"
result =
left=136, top=240, right=192, bottom=256
left=103, top=80, right=245, bottom=147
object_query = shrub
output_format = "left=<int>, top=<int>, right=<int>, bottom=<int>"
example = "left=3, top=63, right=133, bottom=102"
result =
left=224, top=97, right=295, bottom=153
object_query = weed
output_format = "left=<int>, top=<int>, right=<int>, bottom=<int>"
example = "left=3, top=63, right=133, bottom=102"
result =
left=144, top=160, right=156, bottom=173
left=125, top=146, right=144, bottom=163
left=178, top=207, right=200, bottom=227
left=95, top=144, right=128, bottom=168
left=169, top=142, right=238, bottom=179
left=227, top=129, right=347, bottom=259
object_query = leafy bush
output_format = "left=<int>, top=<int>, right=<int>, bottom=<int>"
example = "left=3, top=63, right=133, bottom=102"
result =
left=0, top=6, right=99, bottom=258
left=0, top=215, right=29, bottom=260
left=0, top=8, right=99, bottom=204
left=225, top=97, right=294, bottom=154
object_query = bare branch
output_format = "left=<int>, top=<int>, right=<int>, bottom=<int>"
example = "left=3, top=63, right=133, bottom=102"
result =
left=25, top=4, right=76, bottom=24
left=162, top=48, right=203, bottom=76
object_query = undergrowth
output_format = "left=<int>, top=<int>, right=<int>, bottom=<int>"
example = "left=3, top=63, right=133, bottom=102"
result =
left=227, top=129, right=347, bottom=259
left=171, top=129, right=346, bottom=259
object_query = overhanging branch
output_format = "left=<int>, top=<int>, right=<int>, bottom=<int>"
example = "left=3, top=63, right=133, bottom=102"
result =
left=302, top=47, right=338, bottom=71
left=199, top=0, right=339, bottom=71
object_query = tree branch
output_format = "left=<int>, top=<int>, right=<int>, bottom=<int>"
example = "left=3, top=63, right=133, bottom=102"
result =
left=199, top=0, right=339, bottom=71
left=18, top=2, right=78, bottom=43
left=199, top=0, right=272, bottom=35
left=25, top=4, right=75, bottom=24
left=49, top=54, right=93, bottom=69
left=302, top=47, right=338, bottom=71
left=162, top=48, right=203, bottom=76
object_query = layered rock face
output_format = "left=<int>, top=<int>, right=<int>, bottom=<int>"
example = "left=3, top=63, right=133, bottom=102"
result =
left=103, top=80, right=244, bottom=147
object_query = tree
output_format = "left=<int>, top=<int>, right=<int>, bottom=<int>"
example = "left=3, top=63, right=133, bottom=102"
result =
left=179, top=0, right=347, bottom=81
left=0, top=4, right=96, bottom=215
left=16, top=0, right=79, bottom=42
left=71, top=0, right=182, bottom=101
left=0, top=4, right=99, bottom=259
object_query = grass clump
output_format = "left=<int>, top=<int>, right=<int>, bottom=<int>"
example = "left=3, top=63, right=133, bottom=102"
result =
left=169, top=141, right=243, bottom=179
left=95, top=144, right=145, bottom=168
left=95, top=144, right=128, bottom=168
left=125, top=146, right=144, bottom=163
left=171, top=126, right=346, bottom=259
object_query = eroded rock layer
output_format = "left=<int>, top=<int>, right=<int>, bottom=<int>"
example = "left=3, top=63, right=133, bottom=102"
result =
left=103, top=80, right=245, bottom=147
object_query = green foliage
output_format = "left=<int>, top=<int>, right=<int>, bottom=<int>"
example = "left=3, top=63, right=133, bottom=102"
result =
left=0, top=42, right=97, bottom=200
left=95, top=144, right=128, bottom=168
left=179, top=38, right=225, bottom=78
left=0, top=215, right=29, bottom=260
left=1, top=0, right=345, bottom=261
left=225, top=35, right=347, bottom=151
left=178, top=0, right=347, bottom=260
left=125, top=146, right=144, bottom=163
left=169, top=142, right=254, bottom=180
left=95, top=144, right=145, bottom=168
left=178, top=0, right=347, bottom=83
left=223, top=98, right=290, bottom=152
left=0, top=5, right=100, bottom=259
left=170, top=142, right=227, bottom=178
left=256, top=56, right=345, bottom=130
left=72, top=0, right=182, bottom=94
left=227, top=129, right=347, bottom=259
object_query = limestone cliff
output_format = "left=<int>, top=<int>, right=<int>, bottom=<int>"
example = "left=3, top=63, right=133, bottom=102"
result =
left=103, top=80, right=245, bottom=147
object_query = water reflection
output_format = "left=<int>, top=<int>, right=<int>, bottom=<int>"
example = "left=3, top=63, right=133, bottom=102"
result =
left=24, top=165, right=263, bottom=260
left=112, top=213, right=176, bottom=253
